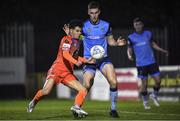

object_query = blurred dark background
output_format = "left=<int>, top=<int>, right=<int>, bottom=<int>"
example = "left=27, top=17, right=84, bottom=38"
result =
left=1, top=0, right=180, bottom=72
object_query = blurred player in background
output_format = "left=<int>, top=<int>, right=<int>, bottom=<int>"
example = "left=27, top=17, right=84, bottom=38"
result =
left=63, top=1, right=126, bottom=118
left=27, top=20, right=94, bottom=118
left=127, top=17, right=168, bottom=109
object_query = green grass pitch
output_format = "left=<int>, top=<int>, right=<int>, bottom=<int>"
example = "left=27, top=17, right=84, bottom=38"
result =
left=0, top=99, right=180, bottom=120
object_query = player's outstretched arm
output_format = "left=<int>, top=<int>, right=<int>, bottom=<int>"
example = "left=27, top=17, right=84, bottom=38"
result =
left=151, top=41, right=169, bottom=56
left=78, top=57, right=95, bottom=64
left=107, top=35, right=126, bottom=46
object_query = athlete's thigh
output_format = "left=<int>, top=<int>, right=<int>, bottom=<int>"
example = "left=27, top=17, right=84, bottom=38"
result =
left=65, top=79, right=85, bottom=91
left=101, top=63, right=117, bottom=83
left=83, top=71, right=95, bottom=88
left=83, top=64, right=96, bottom=88
left=62, top=74, right=85, bottom=91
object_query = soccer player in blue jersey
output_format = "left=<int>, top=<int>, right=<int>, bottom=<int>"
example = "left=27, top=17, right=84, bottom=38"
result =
left=63, top=1, right=126, bottom=118
left=127, top=17, right=168, bottom=109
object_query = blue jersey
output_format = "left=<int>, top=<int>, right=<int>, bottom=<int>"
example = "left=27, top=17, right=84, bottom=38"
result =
left=128, top=30, right=155, bottom=66
left=82, top=19, right=112, bottom=58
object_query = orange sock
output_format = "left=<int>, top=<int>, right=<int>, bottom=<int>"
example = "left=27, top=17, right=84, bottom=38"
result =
left=33, top=90, right=43, bottom=102
left=75, top=90, right=87, bottom=107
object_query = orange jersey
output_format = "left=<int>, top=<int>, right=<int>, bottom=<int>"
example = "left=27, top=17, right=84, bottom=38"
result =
left=49, top=36, right=82, bottom=77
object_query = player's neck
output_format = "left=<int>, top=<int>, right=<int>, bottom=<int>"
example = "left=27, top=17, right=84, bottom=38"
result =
left=90, top=19, right=100, bottom=25
left=135, top=30, right=144, bottom=34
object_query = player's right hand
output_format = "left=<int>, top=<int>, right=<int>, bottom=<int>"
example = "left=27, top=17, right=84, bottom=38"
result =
left=128, top=55, right=134, bottom=61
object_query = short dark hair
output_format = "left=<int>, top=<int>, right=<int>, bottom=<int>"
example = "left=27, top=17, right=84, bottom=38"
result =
left=88, top=1, right=100, bottom=9
left=133, top=17, right=143, bottom=23
left=69, top=19, right=83, bottom=29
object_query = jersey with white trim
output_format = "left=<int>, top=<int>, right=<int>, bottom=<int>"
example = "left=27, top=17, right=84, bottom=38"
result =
left=82, top=19, right=112, bottom=58
left=128, top=30, right=155, bottom=66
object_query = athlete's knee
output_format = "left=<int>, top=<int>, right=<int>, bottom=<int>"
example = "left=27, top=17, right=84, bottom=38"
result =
left=84, top=80, right=93, bottom=91
left=109, top=78, right=117, bottom=88
left=84, top=84, right=91, bottom=92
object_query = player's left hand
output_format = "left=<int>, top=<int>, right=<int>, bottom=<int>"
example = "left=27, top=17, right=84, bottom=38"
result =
left=117, top=36, right=126, bottom=46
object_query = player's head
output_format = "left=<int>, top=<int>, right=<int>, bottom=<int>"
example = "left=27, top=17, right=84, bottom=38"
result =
left=88, top=1, right=100, bottom=23
left=133, top=17, right=144, bottom=33
left=69, top=19, right=83, bottom=39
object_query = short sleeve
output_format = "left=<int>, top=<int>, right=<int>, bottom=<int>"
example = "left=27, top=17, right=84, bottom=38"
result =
left=61, top=37, right=72, bottom=51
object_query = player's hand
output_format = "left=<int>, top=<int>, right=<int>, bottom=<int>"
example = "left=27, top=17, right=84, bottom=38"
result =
left=117, top=36, right=126, bottom=46
left=86, top=57, right=96, bottom=64
left=63, top=24, right=70, bottom=35
left=128, top=55, right=134, bottom=61
left=164, top=50, right=169, bottom=56
left=75, top=61, right=83, bottom=67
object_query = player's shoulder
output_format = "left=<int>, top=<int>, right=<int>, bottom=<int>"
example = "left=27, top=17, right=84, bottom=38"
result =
left=83, top=19, right=110, bottom=25
left=61, top=36, right=72, bottom=43
left=128, top=32, right=136, bottom=38
left=99, top=19, right=110, bottom=25
left=144, top=30, right=152, bottom=35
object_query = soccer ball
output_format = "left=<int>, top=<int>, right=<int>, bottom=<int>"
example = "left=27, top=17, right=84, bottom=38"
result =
left=90, top=45, right=105, bottom=59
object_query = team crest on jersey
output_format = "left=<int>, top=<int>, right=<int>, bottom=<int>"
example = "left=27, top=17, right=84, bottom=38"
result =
left=101, top=27, right=105, bottom=32
left=64, top=39, right=69, bottom=43
left=87, top=28, right=91, bottom=33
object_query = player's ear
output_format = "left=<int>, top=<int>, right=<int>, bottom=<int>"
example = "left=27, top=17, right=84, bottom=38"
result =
left=98, top=9, right=101, bottom=14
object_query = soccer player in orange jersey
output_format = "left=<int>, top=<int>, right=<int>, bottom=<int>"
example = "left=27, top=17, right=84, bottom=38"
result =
left=27, top=20, right=93, bottom=117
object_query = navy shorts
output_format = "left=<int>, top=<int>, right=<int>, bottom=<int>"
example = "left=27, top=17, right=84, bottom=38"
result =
left=83, top=57, right=112, bottom=75
left=137, top=63, right=160, bottom=79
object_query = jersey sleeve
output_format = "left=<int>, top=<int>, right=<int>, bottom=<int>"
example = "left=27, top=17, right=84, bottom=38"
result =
left=106, top=24, right=113, bottom=36
left=61, top=36, right=72, bottom=51
left=127, top=38, right=133, bottom=48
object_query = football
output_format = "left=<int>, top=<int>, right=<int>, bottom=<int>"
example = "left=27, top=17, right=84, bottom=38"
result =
left=90, top=45, right=105, bottom=59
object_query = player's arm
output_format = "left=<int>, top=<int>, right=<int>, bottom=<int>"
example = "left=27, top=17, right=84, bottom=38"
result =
left=107, top=35, right=126, bottom=46
left=63, top=51, right=82, bottom=67
left=78, top=56, right=95, bottom=64
left=61, top=38, right=82, bottom=67
left=151, top=41, right=169, bottom=56
left=106, top=27, right=126, bottom=46
left=127, top=39, right=134, bottom=61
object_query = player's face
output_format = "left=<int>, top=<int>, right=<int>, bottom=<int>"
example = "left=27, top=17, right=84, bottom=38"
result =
left=88, top=8, right=100, bottom=23
left=70, top=27, right=82, bottom=39
left=133, top=21, right=144, bottom=33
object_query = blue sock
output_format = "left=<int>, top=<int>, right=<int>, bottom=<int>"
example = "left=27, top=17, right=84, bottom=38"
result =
left=110, top=88, right=118, bottom=111
left=152, top=86, right=160, bottom=97
left=141, top=91, right=148, bottom=104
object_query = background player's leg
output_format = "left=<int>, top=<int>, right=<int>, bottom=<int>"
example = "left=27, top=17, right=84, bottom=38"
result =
left=152, top=75, right=161, bottom=96
left=27, top=78, right=55, bottom=112
left=101, top=63, right=119, bottom=117
left=150, top=75, right=161, bottom=106
left=140, top=78, right=150, bottom=109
